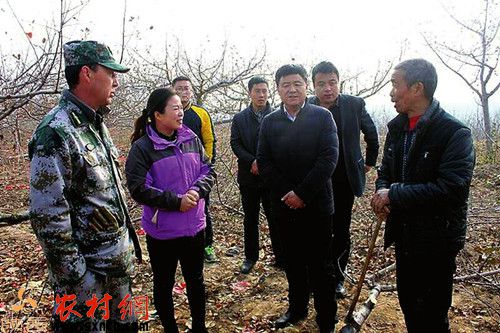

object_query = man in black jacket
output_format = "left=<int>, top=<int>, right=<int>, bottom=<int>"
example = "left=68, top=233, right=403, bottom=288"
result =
left=371, top=58, right=475, bottom=333
left=230, top=76, right=284, bottom=274
left=258, top=64, right=338, bottom=333
left=310, top=61, right=379, bottom=297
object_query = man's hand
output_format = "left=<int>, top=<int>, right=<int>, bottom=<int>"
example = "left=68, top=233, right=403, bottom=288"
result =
left=370, top=188, right=390, bottom=219
left=250, top=160, right=259, bottom=175
left=364, top=165, right=373, bottom=173
left=281, top=191, right=305, bottom=209
left=180, top=192, right=198, bottom=212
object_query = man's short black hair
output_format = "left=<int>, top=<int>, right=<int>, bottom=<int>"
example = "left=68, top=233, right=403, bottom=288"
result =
left=172, top=76, right=192, bottom=86
left=64, top=64, right=98, bottom=90
left=248, top=76, right=268, bottom=91
left=312, top=61, right=339, bottom=86
left=394, top=58, right=438, bottom=100
left=275, top=64, right=308, bottom=86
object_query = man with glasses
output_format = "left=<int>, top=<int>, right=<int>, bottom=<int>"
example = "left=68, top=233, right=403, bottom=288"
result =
left=172, top=76, right=217, bottom=263
left=310, top=61, right=379, bottom=298
left=258, top=64, right=338, bottom=333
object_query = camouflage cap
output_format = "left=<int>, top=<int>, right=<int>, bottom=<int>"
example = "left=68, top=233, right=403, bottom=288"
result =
left=63, top=40, right=129, bottom=73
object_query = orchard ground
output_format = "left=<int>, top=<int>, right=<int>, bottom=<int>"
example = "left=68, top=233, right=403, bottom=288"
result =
left=0, top=123, right=498, bottom=332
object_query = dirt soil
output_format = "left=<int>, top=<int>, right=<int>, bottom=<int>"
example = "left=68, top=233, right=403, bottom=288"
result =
left=0, top=124, right=498, bottom=332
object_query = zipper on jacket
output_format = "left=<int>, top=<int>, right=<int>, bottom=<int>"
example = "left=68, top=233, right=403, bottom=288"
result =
left=402, top=131, right=416, bottom=182
left=173, top=144, right=192, bottom=235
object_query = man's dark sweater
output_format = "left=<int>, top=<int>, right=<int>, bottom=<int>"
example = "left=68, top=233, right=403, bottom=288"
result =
left=257, top=102, right=339, bottom=216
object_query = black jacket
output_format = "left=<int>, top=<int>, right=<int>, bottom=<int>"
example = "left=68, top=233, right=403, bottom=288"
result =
left=230, top=103, right=272, bottom=187
left=376, top=100, right=475, bottom=254
left=257, top=102, right=339, bottom=216
left=310, top=94, right=379, bottom=196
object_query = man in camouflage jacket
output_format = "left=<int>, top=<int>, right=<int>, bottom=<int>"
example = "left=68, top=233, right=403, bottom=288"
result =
left=29, top=40, right=141, bottom=332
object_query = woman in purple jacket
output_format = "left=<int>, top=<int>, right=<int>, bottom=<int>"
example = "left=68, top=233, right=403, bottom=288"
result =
left=125, top=88, right=215, bottom=333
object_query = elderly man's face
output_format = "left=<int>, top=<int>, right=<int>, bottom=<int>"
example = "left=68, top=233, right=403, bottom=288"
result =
left=390, top=69, right=414, bottom=115
left=277, top=74, right=307, bottom=110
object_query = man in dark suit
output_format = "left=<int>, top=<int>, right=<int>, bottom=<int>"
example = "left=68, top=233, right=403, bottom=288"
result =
left=258, top=64, right=338, bottom=333
left=310, top=61, right=379, bottom=297
left=230, top=76, right=284, bottom=274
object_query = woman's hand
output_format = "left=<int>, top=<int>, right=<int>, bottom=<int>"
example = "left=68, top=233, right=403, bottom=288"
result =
left=180, top=192, right=198, bottom=212
left=186, top=189, right=200, bottom=202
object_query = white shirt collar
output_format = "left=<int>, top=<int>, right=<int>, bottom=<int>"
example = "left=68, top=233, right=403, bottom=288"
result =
left=283, top=101, right=305, bottom=122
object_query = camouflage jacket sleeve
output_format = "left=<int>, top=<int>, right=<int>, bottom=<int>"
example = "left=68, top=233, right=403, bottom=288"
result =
left=29, top=126, right=86, bottom=286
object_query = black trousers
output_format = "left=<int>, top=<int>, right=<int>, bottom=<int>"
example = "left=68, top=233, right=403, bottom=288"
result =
left=146, top=232, right=206, bottom=333
left=240, top=185, right=284, bottom=263
left=331, top=180, right=355, bottom=283
left=395, top=245, right=458, bottom=333
left=204, top=195, right=213, bottom=247
left=277, top=208, right=337, bottom=330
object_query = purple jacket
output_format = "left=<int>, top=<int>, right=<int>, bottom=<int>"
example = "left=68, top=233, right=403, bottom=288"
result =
left=125, top=125, right=215, bottom=240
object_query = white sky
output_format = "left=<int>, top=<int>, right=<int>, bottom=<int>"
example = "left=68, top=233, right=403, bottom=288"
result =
left=1, top=0, right=499, bottom=117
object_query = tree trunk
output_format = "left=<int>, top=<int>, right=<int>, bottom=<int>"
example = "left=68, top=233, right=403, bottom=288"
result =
left=13, top=111, right=22, bottom=154
left=481, top=88, right=493, bottom=157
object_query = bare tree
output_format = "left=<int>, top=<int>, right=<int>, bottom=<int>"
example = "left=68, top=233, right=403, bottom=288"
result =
left=340, top=60, right=394, bottom=99
left=0, top=0, right=89, bottom=123
left=339, top=45, right=406, bottom=99
left=126, top=36, right=267, bottom=118
left=423, top=0, right=500, bottom=157
left=106, top=35, right=269, bottom=129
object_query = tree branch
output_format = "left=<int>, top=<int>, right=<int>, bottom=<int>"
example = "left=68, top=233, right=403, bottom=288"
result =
left=0, top=89, right=61, bottom=101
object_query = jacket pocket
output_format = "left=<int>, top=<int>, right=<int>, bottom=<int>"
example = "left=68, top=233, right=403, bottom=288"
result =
left=80, top=147, right=111, bottom=190
left=82, top=150, right=100, bottom=167
left=415, top=147, right=440, bottom=179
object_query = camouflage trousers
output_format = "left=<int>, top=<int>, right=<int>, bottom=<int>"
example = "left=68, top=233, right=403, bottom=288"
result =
left=51, top=270, right=138, bottom=332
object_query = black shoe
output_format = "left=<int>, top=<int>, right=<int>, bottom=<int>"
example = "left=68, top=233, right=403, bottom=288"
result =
left=335, top=282, right=346, bottom=299
left=240, top=259, right=255, bottom=274
left=274, top=311, right=307, bottom=329
left=319, top=327, right=335, bottom=333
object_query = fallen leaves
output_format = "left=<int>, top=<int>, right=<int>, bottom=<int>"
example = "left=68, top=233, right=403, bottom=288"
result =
left=231, top=280, right=251, bottom=293
left=173, top=282, right=186, bottom=295
left=0, top=125, right=498, bottom=333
